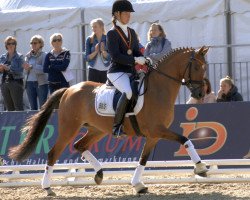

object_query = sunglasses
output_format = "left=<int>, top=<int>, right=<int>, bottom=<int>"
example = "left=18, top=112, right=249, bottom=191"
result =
left=52, top=39, right=62, bottom=43
left=7, top=42, right=16, bottom=46
left=30, top=42, right=39, bottom=45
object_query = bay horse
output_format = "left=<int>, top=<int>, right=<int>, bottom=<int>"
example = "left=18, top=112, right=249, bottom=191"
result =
left=9, top=46, right=209, bottom=196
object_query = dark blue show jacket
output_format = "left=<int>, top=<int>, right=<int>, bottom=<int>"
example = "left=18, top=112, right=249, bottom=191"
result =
left=107, top=26, right=142, bottom=74
left=43, top=49, right=70, bottom=83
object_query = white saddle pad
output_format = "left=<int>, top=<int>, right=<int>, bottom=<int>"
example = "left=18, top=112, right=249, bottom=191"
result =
left=95, top=82, right=144, bottom=117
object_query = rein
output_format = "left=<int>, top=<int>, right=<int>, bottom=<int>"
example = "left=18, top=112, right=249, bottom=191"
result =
left=146, top=51, right=204, bottom=86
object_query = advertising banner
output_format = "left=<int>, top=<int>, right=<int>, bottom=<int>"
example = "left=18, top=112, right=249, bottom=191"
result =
left=0, top=102, right=250, bottom=165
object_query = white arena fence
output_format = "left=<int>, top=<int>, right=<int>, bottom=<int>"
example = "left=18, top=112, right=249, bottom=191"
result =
left=0, top=159, right=250, bottom=187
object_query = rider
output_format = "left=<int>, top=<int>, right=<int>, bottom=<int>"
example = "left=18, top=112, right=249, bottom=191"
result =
left=107, top=0, right=146, bottom=138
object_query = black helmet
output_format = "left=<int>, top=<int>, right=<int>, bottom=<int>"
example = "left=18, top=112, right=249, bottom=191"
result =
left=112, top=0, right=135, bottom=15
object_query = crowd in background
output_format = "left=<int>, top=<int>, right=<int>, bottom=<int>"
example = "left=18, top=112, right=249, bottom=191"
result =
left=0, top=33, right=71, bottom=111
left=0, top=18, right=243, bottom=111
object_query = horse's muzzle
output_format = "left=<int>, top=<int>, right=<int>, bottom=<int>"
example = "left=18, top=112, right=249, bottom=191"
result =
left=190, top=87, right=205, bottom=100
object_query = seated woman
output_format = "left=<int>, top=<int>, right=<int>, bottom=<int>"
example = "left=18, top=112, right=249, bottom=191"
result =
left=216, top=76, right=243, bottom=102
left=144, top=23, right=172, bottom=64
left=187, top=78, right=216, bottom=104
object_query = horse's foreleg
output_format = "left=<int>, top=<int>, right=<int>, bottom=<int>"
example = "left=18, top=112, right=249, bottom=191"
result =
left=74, top=128, right=106, bottom=185
left=131, top=138, right=158, bottom=194
left=153, top=126, right=208, bottom=176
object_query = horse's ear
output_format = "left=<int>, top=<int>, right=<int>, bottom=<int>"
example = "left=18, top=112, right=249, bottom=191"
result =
left=198, top=46, right=209, bottom=56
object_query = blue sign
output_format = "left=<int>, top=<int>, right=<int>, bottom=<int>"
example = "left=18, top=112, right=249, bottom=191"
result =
left=1, top=102, right=249, bottom=165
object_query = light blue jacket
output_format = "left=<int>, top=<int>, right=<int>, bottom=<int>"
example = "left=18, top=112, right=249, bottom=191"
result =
left=25, top=50, right=48, bottom=85
left=144, top=37, right=172, bottom=64
left=85, top=34, right=110, bottom=68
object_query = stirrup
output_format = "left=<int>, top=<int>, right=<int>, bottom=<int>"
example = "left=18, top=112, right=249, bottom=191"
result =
left=112, top=125, right=127, bottom=138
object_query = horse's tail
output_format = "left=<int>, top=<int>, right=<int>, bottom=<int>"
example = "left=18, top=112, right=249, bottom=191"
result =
left=8, top=88, right=68, bottom=162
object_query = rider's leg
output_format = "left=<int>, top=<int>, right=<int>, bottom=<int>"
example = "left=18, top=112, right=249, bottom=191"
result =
left=113, top=93, right=129, bottom=136
left=107, top=72, right=132, bottom=137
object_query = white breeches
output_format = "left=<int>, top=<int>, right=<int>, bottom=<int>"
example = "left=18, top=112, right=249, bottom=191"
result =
left=107, top=72, right=132, bottom=100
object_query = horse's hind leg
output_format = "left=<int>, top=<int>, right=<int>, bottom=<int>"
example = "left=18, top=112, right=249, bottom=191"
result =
left=131, top=137, right=159, bottom=194
left=74, top=127, right=106, bottom=185
left=42, top=118, right=82, bottom=196
left=153, top=126, right=208, bottom=176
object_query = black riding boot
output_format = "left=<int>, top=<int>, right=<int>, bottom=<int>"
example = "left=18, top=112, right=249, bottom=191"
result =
left=113, top=93, right=129, bottom=138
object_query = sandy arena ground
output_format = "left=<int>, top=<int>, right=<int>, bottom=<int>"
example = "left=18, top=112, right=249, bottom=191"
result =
left=1, top=182, right=250, bottom=200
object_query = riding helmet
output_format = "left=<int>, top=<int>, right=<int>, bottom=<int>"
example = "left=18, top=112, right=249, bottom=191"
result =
left=112, top=0, right=135, bottom=15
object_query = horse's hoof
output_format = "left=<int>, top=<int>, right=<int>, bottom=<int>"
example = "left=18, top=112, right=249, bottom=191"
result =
left=196, top=172, right=208, bottom=177
left=45, top=187, right=56, bottom=196
left=194, top=162, right=209, bottom=175
left=94, top=169, right=103, bottom=185
left=133, top=182, right=148, bottom=194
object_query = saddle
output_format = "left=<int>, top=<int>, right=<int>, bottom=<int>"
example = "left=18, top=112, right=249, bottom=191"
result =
left=95, top=75, right=145, bottom=117
left=95, top=74, right=146, bottom=136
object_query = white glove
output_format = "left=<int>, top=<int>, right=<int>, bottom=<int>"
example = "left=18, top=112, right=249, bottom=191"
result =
left=134, top=56, right=146, bottom=65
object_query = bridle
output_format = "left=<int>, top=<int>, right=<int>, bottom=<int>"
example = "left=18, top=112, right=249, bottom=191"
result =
left=146, top=51, right=205, bottom=96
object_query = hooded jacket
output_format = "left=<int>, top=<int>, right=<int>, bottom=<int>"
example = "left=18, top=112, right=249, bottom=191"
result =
left=216, top=85, right=243, bottom=102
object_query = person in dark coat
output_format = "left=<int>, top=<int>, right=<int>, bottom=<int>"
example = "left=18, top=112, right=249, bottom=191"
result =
left=43, top=33, right=71, bottom=94
left=106, top=0, right=145, bottom=138
left=216, top=76, right=243, bottom=102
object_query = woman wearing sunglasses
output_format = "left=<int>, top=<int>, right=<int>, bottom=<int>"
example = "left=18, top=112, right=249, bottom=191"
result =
left=43, top=33, right=71, bottom=94
left=24, top=35, right=48, bottom=110
left=0, top=36, right=24, bottom=111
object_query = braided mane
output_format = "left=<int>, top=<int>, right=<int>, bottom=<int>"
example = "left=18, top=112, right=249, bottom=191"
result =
left=154, top=47, right=195, bottom=68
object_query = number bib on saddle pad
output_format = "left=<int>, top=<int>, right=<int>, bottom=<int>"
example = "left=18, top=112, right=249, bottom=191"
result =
left=95, top=81, right=144, bottom=117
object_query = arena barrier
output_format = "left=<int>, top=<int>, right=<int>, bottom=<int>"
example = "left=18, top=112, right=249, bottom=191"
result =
left=0, top=159, right=250, bottom=187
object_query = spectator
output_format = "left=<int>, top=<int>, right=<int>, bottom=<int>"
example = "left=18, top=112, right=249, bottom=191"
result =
left=24, top=35, right=48, bottom=110
left=0, top=36, right=24, bottom=111
left=144, top=23, right=172, bottom=64
left=43, top=33, right=71, bottom=94
left=187, top=77, right=216, bottom=104
left=216, top=76, right=243, bottom=102
left=85, top=18, right=110, bottom=83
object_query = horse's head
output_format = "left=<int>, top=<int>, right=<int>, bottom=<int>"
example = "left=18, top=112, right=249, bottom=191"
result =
left=181, top=46, right=209, bottom=99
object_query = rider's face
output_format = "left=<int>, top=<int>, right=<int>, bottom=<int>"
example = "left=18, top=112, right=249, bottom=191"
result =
left=118, top=11, right=131, bottom=25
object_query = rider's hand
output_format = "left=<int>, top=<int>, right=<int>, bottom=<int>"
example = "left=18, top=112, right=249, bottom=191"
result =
left=134, top=57, right=146, bottom=65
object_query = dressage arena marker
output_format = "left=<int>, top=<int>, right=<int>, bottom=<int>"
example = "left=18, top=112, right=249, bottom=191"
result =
left=0, top=159, right=250, bottom=187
